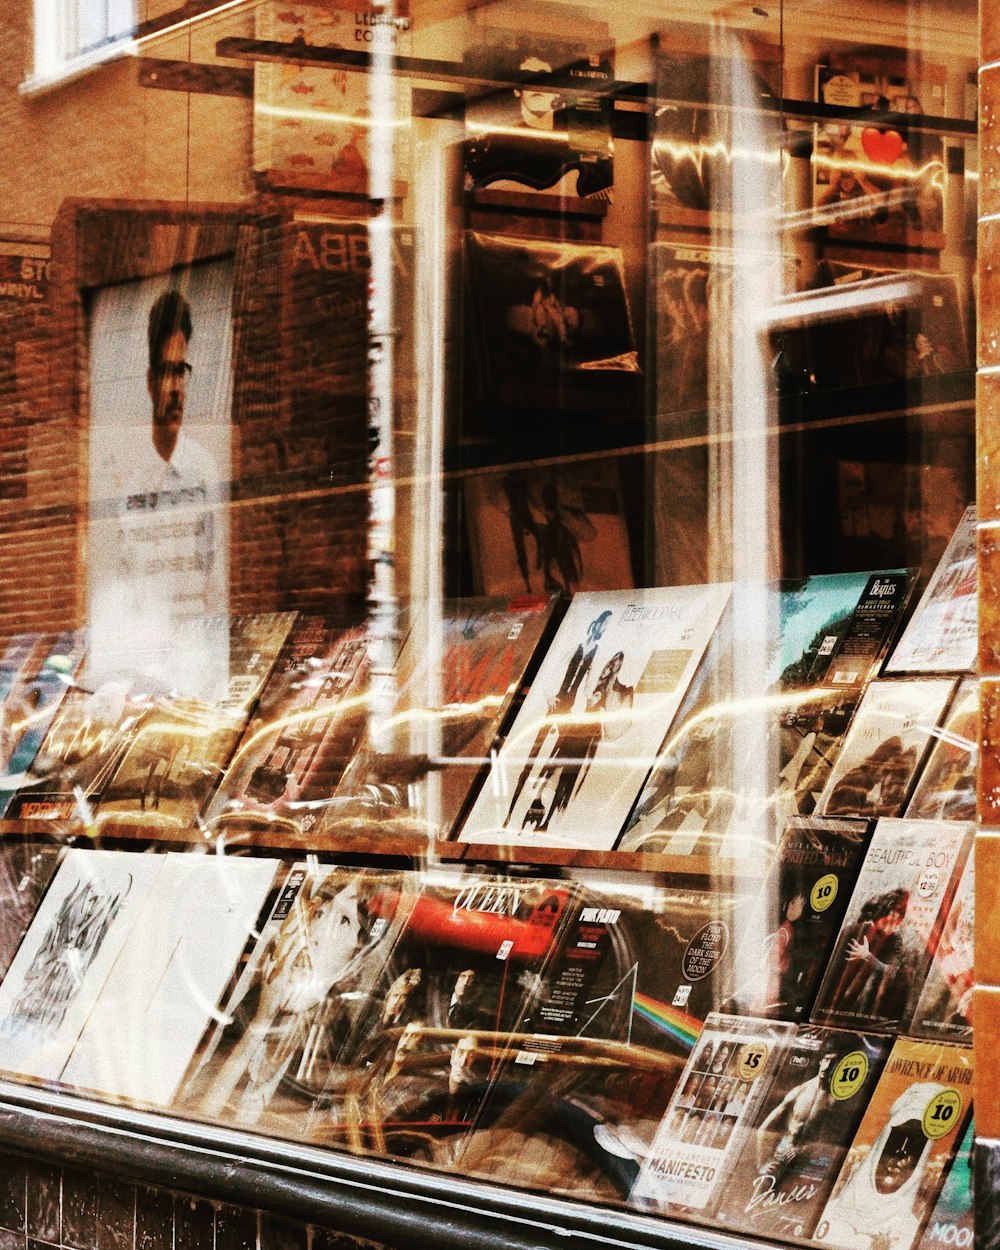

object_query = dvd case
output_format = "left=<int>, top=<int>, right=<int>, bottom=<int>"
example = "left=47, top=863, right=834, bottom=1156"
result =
left=711, top=1025, right=893, bottom=1242
left=811, top=819, right=972, bottom=1033
left=905, top=679, right=977, bottom=821
left=908, top=853, right=974, bottom=1045
left=816, top=679, right=956, bottom=819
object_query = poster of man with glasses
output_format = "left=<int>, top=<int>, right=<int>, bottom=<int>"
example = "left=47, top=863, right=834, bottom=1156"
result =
left=87, top=261, right=233, bottom=699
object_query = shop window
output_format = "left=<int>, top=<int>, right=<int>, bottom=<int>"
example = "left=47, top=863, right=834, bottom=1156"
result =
left=29, top=0, right=135, bottom=88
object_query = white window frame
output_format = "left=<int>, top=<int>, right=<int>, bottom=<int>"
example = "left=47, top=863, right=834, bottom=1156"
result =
left=23, top=0, right=137, bottom=96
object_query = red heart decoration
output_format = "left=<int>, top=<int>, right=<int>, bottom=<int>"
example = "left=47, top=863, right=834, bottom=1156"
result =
left=861, top=127, right=905, bottom=165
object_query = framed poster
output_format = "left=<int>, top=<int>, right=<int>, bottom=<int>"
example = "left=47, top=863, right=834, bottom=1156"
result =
left=86, top=259, right=234, bottom=699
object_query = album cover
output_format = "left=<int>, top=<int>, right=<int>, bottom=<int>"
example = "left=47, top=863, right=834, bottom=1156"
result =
left=464, top=232, right=641, bottom=421
left=0, top=842, right=62, bottom=982
left=58, top=853, right=281, bottom=1106
left=304, top=871, right=576, bottom=1158
left=465, top=463, right=632, bottom=598
left=812, top=1037, right=973, bottom=1250
left=253, top=0, right=411, bottom=196
left=816, top=679, right=956, bottom=819
left=724, top=818, right=872, bottom=1022
left=712, top=1025, right=893, bottom=1242
left=205, top=618, right=369, bottom=832
left=0, top=631, right=87, bottom=817
left=813, top=57, right=947, bottom=246
left=908, top=852, right=973, bottom=1045
left=96, top=614, right=295, bottom=832
left=0, top=849, right=164, bottom=1083
left=809, top=263, right=969, bottom=392
left=632, top=1012, right=796, bottom=1213
left=811, top=818, right=972, bottom=1033
left=886, top=506, right=977, bottom=675
left=325, top=596, right=559, bottom=840
left=458, top=584, right=731, bottom=851
left=463, top=28, right=613, bottom=201
left=905, top=678, right=977, bottom=821
left=182, top=863, right=415, bottom=1134
left=915, top=1119, right=973, bottom=1250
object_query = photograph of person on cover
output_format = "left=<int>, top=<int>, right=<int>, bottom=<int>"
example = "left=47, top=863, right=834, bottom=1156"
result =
left=87, top=262, right=233, bottom=699
left=755, top=1050, right=837, bottom=1180
left=191, top=873, right=379, bottom=1127
left=821, top=888, right=912, bottom=1024
left=816, top=1082, right=955, bottom=1250
left=464, top=233, right=640, bottom=420
left=463, top=36, right=613, bottom=200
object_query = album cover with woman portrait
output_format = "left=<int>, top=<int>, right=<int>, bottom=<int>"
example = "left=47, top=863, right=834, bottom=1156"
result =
left=810, top=818, right=972, bottom=1034
left=816, top=678, right=956, bottom=819
left=465, top=462, right=632, bottom=598
left=908, top=852, right=974, bottom=1045
left=632, top=1012, right=796, bottom=1215
left=812, top=1037, right=972, bottom=1250
left=304, top=871, right=576, bottom=1162
left=457, top=584, right=731, bottom=852
left=712, top=1025, right=893, bottom=1243
left=724, top=818, right=873, bottom=1023
left=180, top=862, right=414, bottom=1135
left=905, top=678, right=977, bottom=822
left=464, top=232, right=641, bottom=422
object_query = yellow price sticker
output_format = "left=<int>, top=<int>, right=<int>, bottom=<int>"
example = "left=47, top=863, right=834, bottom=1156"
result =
left=829, top=1050, right=868, bottom=1101
left=810, top=874, right=839, bottom=913
left=922, top=1088, right=962, bottom=1140
left=737, top=1042, right=769, bottom=1082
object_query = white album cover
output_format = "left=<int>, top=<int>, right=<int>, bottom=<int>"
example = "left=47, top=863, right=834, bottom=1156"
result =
left=459, top=584, right=731, bottom=851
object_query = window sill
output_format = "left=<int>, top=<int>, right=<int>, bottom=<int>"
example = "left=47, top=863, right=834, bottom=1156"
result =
left=19, top=37, right=138, bottom=97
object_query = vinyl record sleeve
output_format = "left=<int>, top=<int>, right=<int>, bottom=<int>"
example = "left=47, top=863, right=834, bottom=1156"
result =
left=325, top=595, right=559, bottom=840
left=305, top=871, right=575, bottom=1159
left=816, top=678, right=956, bottom=819
left=464, top=232, right=640, bottom=420
left=181, top=862, right=415, bottom=1134
left=908, top=853, right=974, bottom=1045
left=886, top=506, right=977, bottom=674
left=0, top=849, right=165, bottom=1083
left=96, top=613, right=295, bottom=832
left=810, top=819, right=972, bottom=1033
left=463, top=30, right=614, bottom=201
left=458, top=584, right=731, bottom=851
left=631, top=1012, right=796, bottom=1213
left=204, top=617, right=369, bottom=832
left=812, top=1038, right=973, bottom=1250
left=904, top=678, right=977, bottom=822
left=724, top=818, right=872, bottom=1022
left=58, top=852, right=281, bottom=1106
left=914, top=1119, right=973, bottom=1250
left=711, top=1025, right=893, bottom=1242
left=465, top=464, right=632, bottom=598
left=0, top=631, right=87, bottom=816
left=0, top=842, right=63, bottom=983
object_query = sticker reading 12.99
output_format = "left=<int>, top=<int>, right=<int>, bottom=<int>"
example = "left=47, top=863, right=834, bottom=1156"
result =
left=922, top=1088, right=963, bottom=1140
left=829, top=1050, right=868, bottom=1101
left=810, top=873, right=839, bottom=913
left=737, top=1042, right=769, bottom=1081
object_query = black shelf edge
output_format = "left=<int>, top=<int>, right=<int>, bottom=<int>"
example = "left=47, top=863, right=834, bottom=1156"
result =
left=0, top=1080, right=770, bottom=1250
left=213, top=38, right=977, bottom=136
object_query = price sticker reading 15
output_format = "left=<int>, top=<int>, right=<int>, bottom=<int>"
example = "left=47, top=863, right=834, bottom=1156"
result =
left=737, top=1042, right=769, bottom=1081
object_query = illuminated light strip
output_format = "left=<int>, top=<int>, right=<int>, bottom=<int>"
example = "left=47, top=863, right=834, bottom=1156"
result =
left=465, top=122, right=572, bottom=142
left=134, top=0, right=248, bottom=44
left=812, top=153, right=946, bottom=183
left=254, top=101, right=410, bottom=128
left=759, top=274, right=922, bottom=326
left=633, top=993, right=702, bottom=1049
